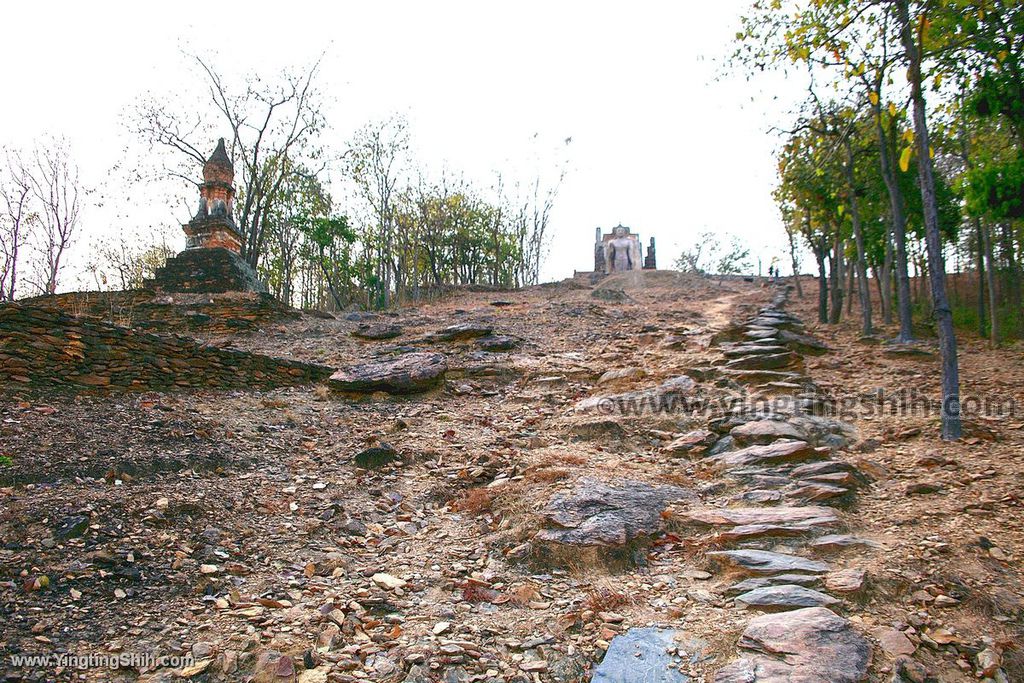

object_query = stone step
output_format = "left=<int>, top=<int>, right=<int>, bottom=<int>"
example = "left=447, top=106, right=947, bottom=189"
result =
left=723, top=351, right=799, bottom=371
left=724, top=574, right=822, bottom=595
left=734, top=584, right=840, bottom=611
left=706, top=549, right=829, bottom=576
left=706, top=440, right=827, bottom=468
left=670, top=505, right=840, bottom=528
left=714, top=607, right=870, bottom=682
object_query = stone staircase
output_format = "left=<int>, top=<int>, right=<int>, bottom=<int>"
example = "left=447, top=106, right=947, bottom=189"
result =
left=688, top=286, right=876, bottom=681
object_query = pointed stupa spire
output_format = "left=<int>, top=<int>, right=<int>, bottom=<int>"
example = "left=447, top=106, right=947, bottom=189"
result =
left=202, top=138, right=234, bottom=184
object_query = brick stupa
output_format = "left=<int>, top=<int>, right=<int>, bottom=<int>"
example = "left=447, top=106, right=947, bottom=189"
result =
left=148, top=139, right=267, bottom=293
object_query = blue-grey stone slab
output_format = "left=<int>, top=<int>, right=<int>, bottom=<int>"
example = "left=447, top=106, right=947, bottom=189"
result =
left=592, top=627, right=691, bottom=682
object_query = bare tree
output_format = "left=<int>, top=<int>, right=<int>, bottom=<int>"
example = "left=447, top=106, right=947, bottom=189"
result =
left=675, top=231, right=720, bottom=273
left=0, top=149, right=35, bottom=300
left=134, top=53, right=327, bottom=269
left=347, top=116, right=409, bottom=307
left=26, top=140, right=80, bottom=295
left=87, top=232, right=174, bottom=291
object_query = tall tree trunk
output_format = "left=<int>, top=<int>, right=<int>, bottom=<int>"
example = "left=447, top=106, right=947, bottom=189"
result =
left=898, top=0, right=961, bottom=440
left=829, top=230, right=844, bottom=325
left=815, top=237, right=828, bottom=323
left=843, top=139, right=873, bottom=335
left=872, top=104, right=915, bottom=341
left=846, top=256, right=856, bottom=317
left=982, top=219, right=999, bottom=346
left=788, top=211, right=806, bottom=298
left=1003, top=223, right=1023, bottom=319
left=880, top=228, right=894, bottom=324
left=975, top=218, right=986, bottom=338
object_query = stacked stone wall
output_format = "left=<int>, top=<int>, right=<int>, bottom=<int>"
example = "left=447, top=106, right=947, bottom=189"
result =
left=20, top=290, right=298, bottom=335
left=0, top=303, right=332, bottom=392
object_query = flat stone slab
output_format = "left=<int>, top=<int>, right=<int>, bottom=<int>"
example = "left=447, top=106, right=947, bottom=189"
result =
left=725, top=574, right=821, bottom=595
left=351, top=324, right=402, bottom=340
left=707, top=440, right=823, bottom=468
left=663, top=429, right=716, bottom=454
left=429, top=322, right=493, bottom=341
left=477, top=335, right=520, bottom=351
left=576, top=376, right=696, bottom=415
left=329, top=352, right=447, bottom=394
left=747, top=316, right=804, bottom=331
left=730, top=420, right=807, bottom=445
left=721, top=344, right=789, bottom=358
left=724, top=352, right=798, bottom=371
left=706, top=550, right=829, bottom=576
left=790, top=460, right=865, bottom=480
left=735, top=585, right=839, bottom=611
left=777, top=329, right=830, bottom=355
left=826, top=568, right=868, bottom=594
left=715, top=522, right=839, bottom=543
left=671, top=506, right=839, bottom=528
left=743, top=329, right=778, bottom=340
left=715, top=607, right=870, bottom=682
left=592, top=628, right=692, bottom=682
left=597, top=367, right=647, bottom=384
left=719, top=368, right=805, bottom=384
left=810, top=534, right=882, bottom=552
left=788, top=481, right=850, bottom=503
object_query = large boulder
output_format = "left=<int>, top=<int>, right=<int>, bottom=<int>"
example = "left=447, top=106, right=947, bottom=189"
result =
left=715, top=607, right=870, bottom=682
left=576, top=376, right=696, bottom=416
left=534, top=479, right=695, bottom=568
left=329, top=352, right=447, bottom=394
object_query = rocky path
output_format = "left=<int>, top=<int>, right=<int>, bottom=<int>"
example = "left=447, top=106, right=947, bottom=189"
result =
left=691, top=289, right=874, bottom=681
left=548, top=286, right=879, bottom=682
left=2, top=273, right=1020, bottom=682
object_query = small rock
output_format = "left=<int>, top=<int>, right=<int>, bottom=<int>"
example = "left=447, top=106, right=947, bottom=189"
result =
left=906, top=482, right=941, bottom=495
left=372, top=573, right=407, bottom=590
left=55, top=515, right=90, bottom=540
left=825, top=568, right=867, bottom=594
left=354, top=443, right=401, bottom=469
left=875, top=627, right=916, bottom=657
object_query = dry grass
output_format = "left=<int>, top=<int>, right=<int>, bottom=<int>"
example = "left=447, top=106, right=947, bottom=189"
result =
left=525, top=467, right=570, bottom=484
left=451, top=487, right=494, bottom=515
left=261, top=397, right=290, bottom=409
left=583, top=585, right=630, bottom=613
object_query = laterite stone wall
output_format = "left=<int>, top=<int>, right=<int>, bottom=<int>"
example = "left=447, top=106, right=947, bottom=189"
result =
left=0, top=304, right=332, bottom=392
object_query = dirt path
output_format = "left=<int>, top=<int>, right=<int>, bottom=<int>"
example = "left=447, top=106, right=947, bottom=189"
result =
left=1, top=273, right=1020, bottom=682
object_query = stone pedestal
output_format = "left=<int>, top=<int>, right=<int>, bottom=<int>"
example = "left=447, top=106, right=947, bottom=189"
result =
left=147, top=248, right=267, bottom=294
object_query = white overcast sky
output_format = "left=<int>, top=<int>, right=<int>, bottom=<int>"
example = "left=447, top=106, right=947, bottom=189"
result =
left=1, top=0, right=809, bottom=288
